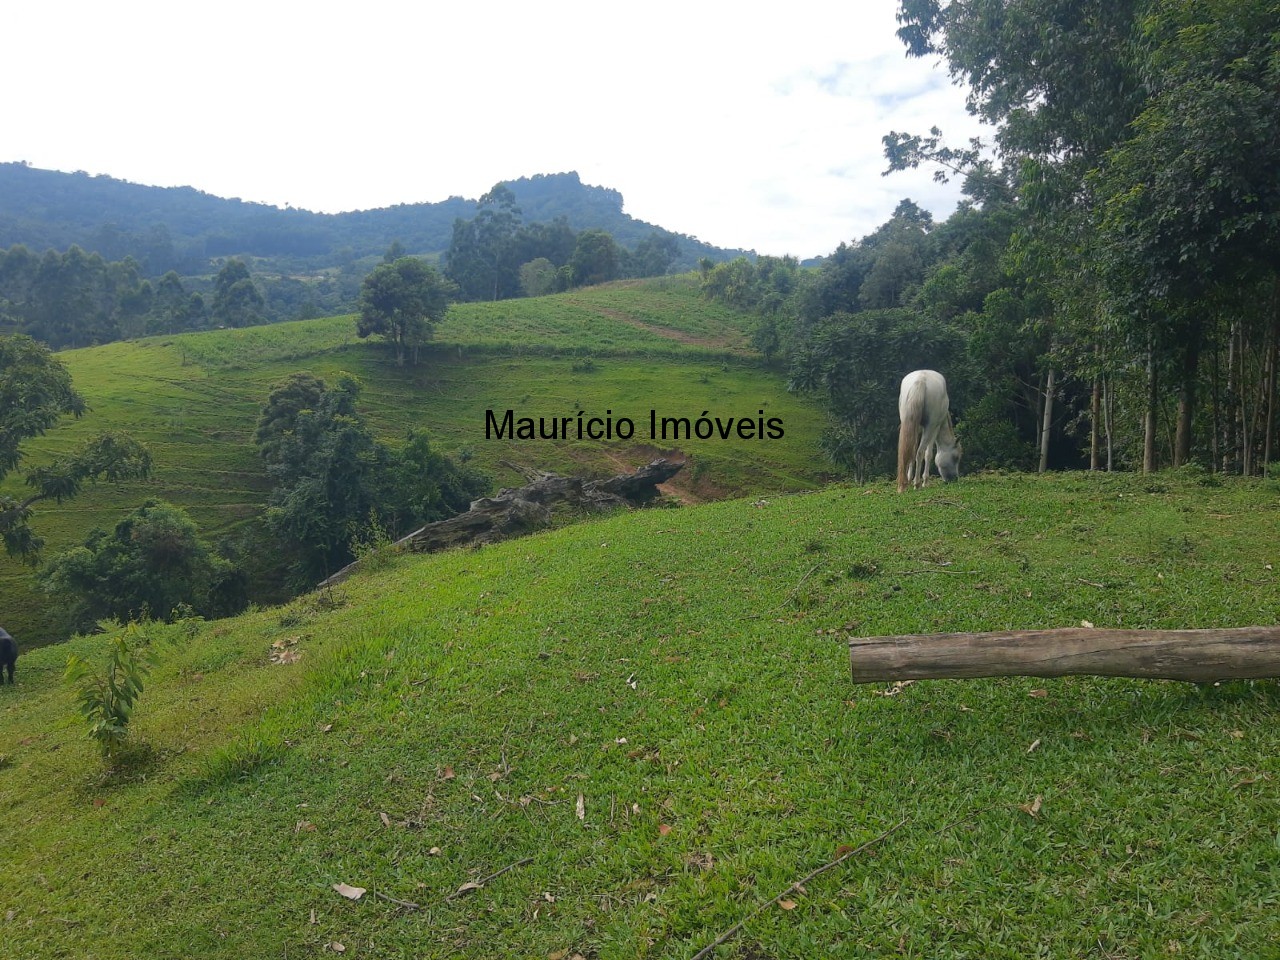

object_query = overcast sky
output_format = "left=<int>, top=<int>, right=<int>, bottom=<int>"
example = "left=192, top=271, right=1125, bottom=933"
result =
left=8, top=1, right=986, bottom=259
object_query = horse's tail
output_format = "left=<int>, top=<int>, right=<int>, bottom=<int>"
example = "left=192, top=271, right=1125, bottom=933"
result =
left=897, top=382, right=923, bottom=493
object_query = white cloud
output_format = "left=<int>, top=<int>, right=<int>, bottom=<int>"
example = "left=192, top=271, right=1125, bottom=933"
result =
left=6, top=0, right=987, bottom=258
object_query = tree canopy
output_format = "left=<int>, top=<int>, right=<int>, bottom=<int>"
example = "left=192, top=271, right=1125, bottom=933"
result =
left=38, top=499, right=244, bottom=631
left=1, top=335, right=151, bottom=559
left=356, top=258, right=455, bottom=365
left=255, top=373, right=489, bottom=584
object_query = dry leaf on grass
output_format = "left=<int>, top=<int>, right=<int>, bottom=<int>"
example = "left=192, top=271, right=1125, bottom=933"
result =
left=874, top=680, right=916, bottom=697
left=576, top=794, right=585, bottom=821
left=332, top=882, right=366, bottom=900
left=453, top=880, right=483, bottom=897
left=658, top=823, right=672, bottom=836
left=1020, top=796, right=1043, bottom=818
left=778, top=899, right=798, bottom=911
left=269, top=637, right=302, bottom=664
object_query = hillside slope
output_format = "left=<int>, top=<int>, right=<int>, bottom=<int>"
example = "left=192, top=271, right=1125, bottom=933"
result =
left=2, top=473, right=1279, bottom=958
left=0, top=165, right=746, bottom=273
left=0, top=276, right=828, bottom=644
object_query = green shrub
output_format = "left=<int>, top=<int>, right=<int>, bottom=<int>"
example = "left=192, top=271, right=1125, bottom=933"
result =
left=64, top=625, right=157, bottom=762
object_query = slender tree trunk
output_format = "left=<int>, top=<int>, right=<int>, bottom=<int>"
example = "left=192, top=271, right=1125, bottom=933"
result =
left=1032, top=372, right=1044, bottom=463
left=1039, top=366, right=1056, bottom=473
left=1104, top=377, right=1115, bottom=472
left=1144, top=345, right=1158, bottom=474
left=1265, top=275, right=1280, bottom=473
left=1240, top=322, right=1254, bottom=476
left=1225, top=321, right=1239, bottom=473
left=1211, top=339, right=1221, bottom=473
left=1090, top=378, right=1102, bottom=471
left=1174, top=338, right=1198, bottom=468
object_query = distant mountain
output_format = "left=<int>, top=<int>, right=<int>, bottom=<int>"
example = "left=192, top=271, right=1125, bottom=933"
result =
left=0, top=164, right=745, bottom=276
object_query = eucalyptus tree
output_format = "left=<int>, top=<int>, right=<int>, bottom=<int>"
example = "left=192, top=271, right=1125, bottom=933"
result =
left=1093, top=0, right=1280, bottom=472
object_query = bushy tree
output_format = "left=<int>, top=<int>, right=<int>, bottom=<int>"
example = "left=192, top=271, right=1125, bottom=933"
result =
left=628, top=232, right=680, bottom=278
left=788, top=309, right=967, bottom=481
left=39, top=499, right=241, bottom=630
left=211, top=259, right=264, bottom=328
left=568, top=230, right=621, bottom=287
left=356, top=257, right=454, bottom=365
left=255, top=373, right=488, bottom=584
left=519, top=257, right=559, bottom=298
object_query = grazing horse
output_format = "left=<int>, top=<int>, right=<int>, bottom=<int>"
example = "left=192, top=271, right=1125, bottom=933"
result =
left=897, top=370, right=961, bottom=493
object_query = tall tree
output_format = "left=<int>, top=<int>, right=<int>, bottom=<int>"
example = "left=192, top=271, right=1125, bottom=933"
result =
left=356, top=257, right=454, bottom=365
left=568, top=229, right=621, bottom=287
left=211, top=259, right=264, bottom=328
left=888, top=1, right=1150, bottom=468
left=445, top=185, right=524, bottom=301
left=1092, top=0, right=1280, bottom=471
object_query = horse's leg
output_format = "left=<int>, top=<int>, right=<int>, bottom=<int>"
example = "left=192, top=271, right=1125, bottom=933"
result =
left=915, top=420, right=938, bottom=489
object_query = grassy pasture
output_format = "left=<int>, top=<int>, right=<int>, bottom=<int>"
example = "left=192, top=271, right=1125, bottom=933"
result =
left=1, top=277, right=828, bottom=645
left=2, top=472, right=1279, bottom=958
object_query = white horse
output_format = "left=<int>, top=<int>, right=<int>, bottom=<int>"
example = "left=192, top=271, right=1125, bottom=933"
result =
left=897, top=370, right=961, bottom=492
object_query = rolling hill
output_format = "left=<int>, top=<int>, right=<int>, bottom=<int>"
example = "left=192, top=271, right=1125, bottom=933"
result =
left=2, top=471, right=1279, bottom=957
left=1, top=275, right=830, bottom=645
left=0, top=164, right=749, bottom=275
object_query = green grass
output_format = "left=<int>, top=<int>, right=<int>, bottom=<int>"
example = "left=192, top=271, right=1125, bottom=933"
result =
left=1, top=276, right=828, bottom=645
left=3, top=472, right=1279, bottom=958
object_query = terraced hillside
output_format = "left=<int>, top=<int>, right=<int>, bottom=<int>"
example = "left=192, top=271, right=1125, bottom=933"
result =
left=1, top=276, right=829, bottom=644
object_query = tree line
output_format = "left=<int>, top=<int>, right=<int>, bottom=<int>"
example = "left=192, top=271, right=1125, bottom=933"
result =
left=0, top=165, right=734, bottom=282
left=0, top=246, right=280, bottom=347
left=443, top=184, right=680, bottom=301
left=704, top=0, right=1279, bottom=480
left=0, top=202, right=680, bottom=349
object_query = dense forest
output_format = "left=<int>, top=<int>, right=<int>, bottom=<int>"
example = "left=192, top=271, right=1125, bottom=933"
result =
left=702, top=0, right=1279, bottom=480
left=0, top=169, right=736, bottom=344
left=0, top=166, right=740, bottom=276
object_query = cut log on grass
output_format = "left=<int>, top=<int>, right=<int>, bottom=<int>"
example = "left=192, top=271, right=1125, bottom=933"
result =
left=849, top=626, right=1280, bottom=683
left=317, top=459, right=683, bottom=587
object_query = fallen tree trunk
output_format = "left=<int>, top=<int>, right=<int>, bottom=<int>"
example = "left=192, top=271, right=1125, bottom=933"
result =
left=849, top=626, right=1280, bottom=683
left=317, top=458, right=683, bottom=587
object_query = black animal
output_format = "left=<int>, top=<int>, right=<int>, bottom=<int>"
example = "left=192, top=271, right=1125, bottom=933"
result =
left=0, top=627, right=16, bottom=684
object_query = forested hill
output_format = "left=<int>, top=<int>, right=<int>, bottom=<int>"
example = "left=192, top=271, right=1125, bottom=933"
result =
left=0, top=164, right=745, bottom=275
